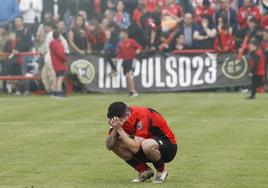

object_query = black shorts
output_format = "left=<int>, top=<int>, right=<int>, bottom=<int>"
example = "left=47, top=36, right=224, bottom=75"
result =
left=154, top=138, right=177, bottom=163
left=56, top=71, right=65, bottom=77
left=122, top=60, right=134, bottom=75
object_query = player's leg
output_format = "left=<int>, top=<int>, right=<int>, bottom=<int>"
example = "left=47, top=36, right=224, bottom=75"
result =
left=56, top=75, right=64, bottom=97
left=111, top=139, right=133, bottom=161
left=125, top=72, right=137, bottom=95
left=141, top=138, right=177, bottom=184
left=140, top=139, right=161, bottom=161
left=122, top=60, right=138, bottom=97
left=111, top=139, right=154, bottom=182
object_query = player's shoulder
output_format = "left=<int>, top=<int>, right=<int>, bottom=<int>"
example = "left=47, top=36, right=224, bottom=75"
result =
left=129, top=106, right=149, bottom=116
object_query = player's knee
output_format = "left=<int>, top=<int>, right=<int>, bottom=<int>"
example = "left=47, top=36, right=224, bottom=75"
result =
left=125, top=73, right=133, bottom=78
left=141, top=139, right=158, bottom=154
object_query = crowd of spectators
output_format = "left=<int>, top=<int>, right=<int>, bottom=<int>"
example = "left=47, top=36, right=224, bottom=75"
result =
left=0, top=0, right=268, bottom=94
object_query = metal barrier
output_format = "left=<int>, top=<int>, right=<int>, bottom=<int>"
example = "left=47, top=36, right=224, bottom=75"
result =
left=0, top=52, right=73, bottom=95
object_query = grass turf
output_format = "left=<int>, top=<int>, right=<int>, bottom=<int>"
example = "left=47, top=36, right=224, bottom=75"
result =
left=0, top=93, right=268, bottom=188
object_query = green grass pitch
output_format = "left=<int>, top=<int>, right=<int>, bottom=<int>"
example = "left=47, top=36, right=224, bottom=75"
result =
left=0, top=93, right=268, bottom=188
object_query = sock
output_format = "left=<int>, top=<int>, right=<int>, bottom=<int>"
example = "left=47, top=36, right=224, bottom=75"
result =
left=153, top=161, right=165, bottom=172
left=126, top=158, right=148, bottom=173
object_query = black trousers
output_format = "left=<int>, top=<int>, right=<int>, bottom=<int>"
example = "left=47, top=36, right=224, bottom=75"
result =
left=251, top=74, right=263, bottom=97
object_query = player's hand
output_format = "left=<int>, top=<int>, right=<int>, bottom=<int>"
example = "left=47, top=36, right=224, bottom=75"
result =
left=249, top=72, right=253, bottom=77
left=108, top=117, right=124, bottom=130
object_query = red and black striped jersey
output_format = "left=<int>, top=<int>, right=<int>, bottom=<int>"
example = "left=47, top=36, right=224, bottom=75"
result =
left=122, top=106, right=176, bottom=144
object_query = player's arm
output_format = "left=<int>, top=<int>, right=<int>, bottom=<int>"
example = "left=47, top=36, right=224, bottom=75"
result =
left=117, top=127, right=143, bottom=154
left=105, top=118, right=119, bottom=150
left=105, top=128, right=118, bottom=151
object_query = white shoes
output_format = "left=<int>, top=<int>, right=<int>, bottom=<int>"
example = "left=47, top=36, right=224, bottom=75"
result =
left=129, top=92, right=138, bottom=97
left=153, top=170, right=168, bottom=184
left=132, top=167, right=154, bottom=183
left=132, top=167, right=168, bottom=184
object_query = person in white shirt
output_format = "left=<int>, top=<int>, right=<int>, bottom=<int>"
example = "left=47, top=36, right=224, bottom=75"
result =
left=19, top=0, right=43, bottom=35
left=40, top=21, right=69, bottom=93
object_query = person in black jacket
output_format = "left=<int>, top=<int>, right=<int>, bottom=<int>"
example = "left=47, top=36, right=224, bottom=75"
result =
left=105, top=22, right=120, bottom=76
left=14, top=16, right=33, bottom=95
left=179, top=12, right=197, bottom=49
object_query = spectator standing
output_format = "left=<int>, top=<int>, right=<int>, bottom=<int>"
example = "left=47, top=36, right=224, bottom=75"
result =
left=215, top=0, right=237, bottom=33
left=14, top=16, right=34, bottom=95
left=161, top=0, right=183, bottom=32
left=145, top=0, right=165, bottom=13
left=41, top=21, right=69, bottom=93
left=86, top=21, right=107, bottom=53
left=117, top=30, right=142, bottom=97
left=36, top=12, right=53, bottom=46
left=0, top=25, right=11, bottom=92
left=261, top=29, right=268, bottom=84
left=68, top=15, right=88, bottom=55
left=57, top=20, right=68, bottom=40
left=3, top=32, right=22, bottom=95
left=19, top=0, right=43, bottom=36
left=163, top=0, right=184, bottom=18
left=140, top=5, right=162, bottom=50
left=179, top=12, right=196, bottom=48
left=114, top=1, right=131, bottom=29
left=0, top=0, right=19, bottom=27
left=123, top=0, right=138, bottom=15
left=238, top=0, right=261, bottom=29
left=193, top=15, right=217, bottom=49
left=214, top=17, right=235, bottom=52
left=50, top=30, right=67, bottom=98
left=247, top=39, right=266, bottom=99
left=194, top=0, right=215, bottom=23
left=104, top=22, right=120, bottom=76
left=132, top=3, right=147, bottom=26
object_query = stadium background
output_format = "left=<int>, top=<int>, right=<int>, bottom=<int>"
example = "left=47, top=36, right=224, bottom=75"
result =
left=0, top=1, right=268, bottom=188
left=0, top=0, right=268, bottom=94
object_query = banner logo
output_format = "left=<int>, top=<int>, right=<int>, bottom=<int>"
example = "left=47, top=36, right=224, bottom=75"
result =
left=222, top=56, right=248, bottom=80
left=71, top=59, right=95, bottom=85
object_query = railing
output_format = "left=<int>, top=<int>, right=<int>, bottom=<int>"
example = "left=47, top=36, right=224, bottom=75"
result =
left=0, top=52, right=73, bottom=94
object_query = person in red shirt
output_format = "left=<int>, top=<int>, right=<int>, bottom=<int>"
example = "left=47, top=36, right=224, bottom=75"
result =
left=261, top=29, right=268, bottom=92
left=86, top=21, right=107, bottom=53
left=145, top=0, right=165, bottom=13
left=117, top=30, right=142, bottom=97
left=247, top=39, right=266, bottom=99
left=214, top=17, right=235, bottom=52
left=162, top=0, right=183, bottom=18
left=50, top=30, right=68, bottom=98
left=132, top=3, right=147, bottom=26
left=194, top=0, right=215, bottom=23
left=238, top=0, right=261, bottom=29
left=105, top=102, right=177, bottom=183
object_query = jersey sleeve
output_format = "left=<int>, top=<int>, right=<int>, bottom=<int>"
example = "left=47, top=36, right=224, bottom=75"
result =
left=135, top=116, right=150, bottom=138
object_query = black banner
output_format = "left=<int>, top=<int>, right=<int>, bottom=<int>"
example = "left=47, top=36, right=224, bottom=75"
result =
left=68, top=52, right=250, bottom=92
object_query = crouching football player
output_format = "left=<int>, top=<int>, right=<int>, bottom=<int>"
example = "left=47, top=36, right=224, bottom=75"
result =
left=105, top=102, right=178, bottom=183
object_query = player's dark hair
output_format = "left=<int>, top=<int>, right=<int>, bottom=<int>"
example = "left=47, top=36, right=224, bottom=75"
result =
left=107, top=102, right=128, bottom=119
